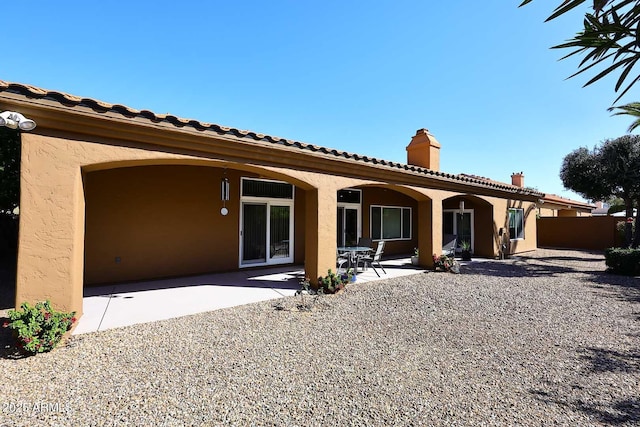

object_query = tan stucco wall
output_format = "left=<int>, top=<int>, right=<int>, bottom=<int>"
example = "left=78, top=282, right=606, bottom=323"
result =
left=539, top=207, right=557, bottom=217
left=557, top=209, right=579, bottom=217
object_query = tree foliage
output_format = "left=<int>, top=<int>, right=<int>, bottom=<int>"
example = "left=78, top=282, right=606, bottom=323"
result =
left=560, top=146, right=610, bottom=200
left=519, top=0, right=640, bottom=104
left=561, top=134, right=640, bottom=246
left=609, top=101, right=640, bottom=131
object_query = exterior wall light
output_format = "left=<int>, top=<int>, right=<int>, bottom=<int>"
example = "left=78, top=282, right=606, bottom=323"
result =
left=221, top=177, right=230, bottom=201
left=220, top=176, right=230, bottom=216
left=0, top=111, right=37, bottom=131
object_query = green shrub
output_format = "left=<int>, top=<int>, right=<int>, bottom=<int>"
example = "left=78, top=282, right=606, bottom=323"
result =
left=615, top=220, right=636, bottom=245
left=3, top=300, right=76, bottom=354
left=604, top=247, right=640, bottom=276
left=317, top=269, right=351, bottom=294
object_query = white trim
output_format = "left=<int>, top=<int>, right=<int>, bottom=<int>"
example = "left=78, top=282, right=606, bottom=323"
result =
left=370, top=205, right=412, bottom=241
left=507, top=208, right=525, bottom=241
left=337, top=203, right=362, bottom=246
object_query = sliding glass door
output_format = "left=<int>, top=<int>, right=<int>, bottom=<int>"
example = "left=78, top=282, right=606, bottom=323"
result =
left=443, top=209, right=474, bottom=252
left=337, top=205, right=360, bottom=247
left=242, top=203, right=268, bottom=264
left=240, top=178, right=294, bottom=267
left=269, top=205, right=291, bottom=260
left=241, top=202, right=293, bottom=266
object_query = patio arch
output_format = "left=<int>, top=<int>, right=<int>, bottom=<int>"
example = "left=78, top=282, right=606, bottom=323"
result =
left=334, top=183, right=439, bottom=264
left=442, top=194, right=495, bottom=257
left=83, top=160, right=323, bottom=285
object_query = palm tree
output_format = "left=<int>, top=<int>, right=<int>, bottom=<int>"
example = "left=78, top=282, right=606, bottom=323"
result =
left=609, top=102, right=640, bottom=133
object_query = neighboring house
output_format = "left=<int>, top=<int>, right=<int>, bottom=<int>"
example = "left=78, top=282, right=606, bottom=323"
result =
left=0, top=80, right=542, bottom=319
left=591, top=201, right=636, bottom=217
left=591, top=201, right=610, bottom=216
left=537, top=193, right=594, bottom=217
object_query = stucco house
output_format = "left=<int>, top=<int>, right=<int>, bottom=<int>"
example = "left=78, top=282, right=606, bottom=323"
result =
left=0, top=80, right=542, bottom=320
left=538, top=194, right=594, bottom=217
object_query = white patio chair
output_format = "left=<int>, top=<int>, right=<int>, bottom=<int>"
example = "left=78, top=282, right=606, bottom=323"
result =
left=442, top=234, right=457, bottom=257
left=358, top=241, right=386, bottom=277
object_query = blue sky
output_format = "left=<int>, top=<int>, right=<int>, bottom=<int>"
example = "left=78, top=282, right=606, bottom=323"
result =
left=3, top=1, right=634, bottom=201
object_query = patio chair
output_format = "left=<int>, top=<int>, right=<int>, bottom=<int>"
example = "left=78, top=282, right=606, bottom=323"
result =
left=358, top=241, right=386, bottom=277
left=337, top=250, right=351, bottom=274
left=357, top=237, right=372, bottom=249
left=442, top=234, right=457, bottom=257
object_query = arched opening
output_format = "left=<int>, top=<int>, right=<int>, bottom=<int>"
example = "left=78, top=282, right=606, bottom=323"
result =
left=83, top=161, right=314, bottom=285
left=337, top=184, right=428, bottom=257
left=442, top=194, right=494, bottom=257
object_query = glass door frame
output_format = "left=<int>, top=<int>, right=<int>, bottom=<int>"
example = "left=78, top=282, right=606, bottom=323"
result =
left=239, top=197, right=294, bottom=268
left=443, top=209, right=474, bottom=252
left=337, top=202, right=362, bottom=247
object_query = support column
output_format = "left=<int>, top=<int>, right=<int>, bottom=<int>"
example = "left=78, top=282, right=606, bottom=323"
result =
left=15, top=134, right=85, bottom=317
left=304, top=186, right=336, bottom=285
left=418, top=198, right=442, bottom=268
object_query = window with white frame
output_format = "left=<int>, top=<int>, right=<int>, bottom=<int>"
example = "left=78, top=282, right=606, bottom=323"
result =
left=370, top=206, right=411, bottom=240
left=508, top=208, right=524, bottom=240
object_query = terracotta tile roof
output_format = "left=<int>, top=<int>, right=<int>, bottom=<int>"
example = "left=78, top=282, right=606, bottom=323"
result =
left=0, top=80, right=542, bottom=196
left=457, top=173, right=518, bottom=189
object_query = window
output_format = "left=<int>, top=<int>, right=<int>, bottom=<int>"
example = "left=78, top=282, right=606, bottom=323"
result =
left=338, top=188, right=361, bottom=204
left=242, top=178, right=293, bottom=199
left=508, top=208, right=524, bottom=240
left=370, top=206, right=411, bottom=240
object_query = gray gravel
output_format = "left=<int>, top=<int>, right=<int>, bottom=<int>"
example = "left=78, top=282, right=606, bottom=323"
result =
left=0, top=249, right=639, bottom=426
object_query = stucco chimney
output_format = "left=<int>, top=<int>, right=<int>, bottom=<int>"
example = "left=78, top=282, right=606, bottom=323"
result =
left=511, top=172, right=524, bottom=188
left=406, top=128, right=441, bottom=171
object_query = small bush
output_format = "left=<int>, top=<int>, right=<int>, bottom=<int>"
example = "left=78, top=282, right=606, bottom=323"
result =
left=317, top=269, right=351, bottom=294
left=433, top=254, right=460, bottom=274
left=615, top=220, right=636, bottom=245
left=3, top=300, right=76, bottom=354
left=604, top=247, right=640, bottom=276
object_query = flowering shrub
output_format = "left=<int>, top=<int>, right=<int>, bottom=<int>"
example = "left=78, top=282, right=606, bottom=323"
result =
left=3, top=300, right=76, bottom=354
left=433, top=253, right=460, bottom=273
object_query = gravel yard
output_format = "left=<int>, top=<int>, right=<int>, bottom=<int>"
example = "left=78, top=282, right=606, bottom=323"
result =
left=0, top=249, right=638, bottom=426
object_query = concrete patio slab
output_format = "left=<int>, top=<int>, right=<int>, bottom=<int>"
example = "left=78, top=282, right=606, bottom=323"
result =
left=73, top=258, right=428, bottom=335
